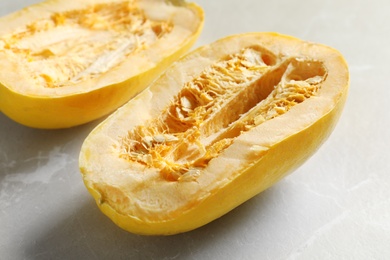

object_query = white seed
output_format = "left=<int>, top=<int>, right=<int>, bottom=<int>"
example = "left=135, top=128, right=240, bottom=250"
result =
left=306, top=75, right=323, bottom=84
left=254, top=114, right=265, bottom=125
left=178, top=168, right=201, bottom=182
left=180, top=96, right=193, bottom=109
left=142, top=136, right=153, bottom=148
left=176, top=106, right=186, bottom=120
left=153, top=134, right=179, bottom=143
left=250, top=145, right=265, bottom=153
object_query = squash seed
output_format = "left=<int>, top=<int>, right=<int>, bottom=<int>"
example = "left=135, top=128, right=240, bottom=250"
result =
left=119, top=47, right=327, bottom=181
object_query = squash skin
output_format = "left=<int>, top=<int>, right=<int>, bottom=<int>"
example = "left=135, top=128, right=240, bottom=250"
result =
left=84, top=91, right=347, bottom=235
left=79, top=32, right=349, bottom=235
left=0, top=1, right=204, bottom=129
left=0, top=39, right=198, bottom=128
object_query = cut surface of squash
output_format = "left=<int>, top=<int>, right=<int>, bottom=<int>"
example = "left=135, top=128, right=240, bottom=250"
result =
left=0, top=0, right=204, bottom=128
left=79, top=32, right=349, bottom=235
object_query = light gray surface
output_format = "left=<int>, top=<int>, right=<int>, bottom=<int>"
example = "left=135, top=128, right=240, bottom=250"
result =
left=1, top=0, right=389, bottom=259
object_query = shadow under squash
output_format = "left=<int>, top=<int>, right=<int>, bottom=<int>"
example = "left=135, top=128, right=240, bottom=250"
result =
left=23, top=185, right=279, bottom=260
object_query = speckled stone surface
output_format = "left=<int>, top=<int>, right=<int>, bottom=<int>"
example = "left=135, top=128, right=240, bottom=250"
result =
left=1, top=0, right=389, bottom=259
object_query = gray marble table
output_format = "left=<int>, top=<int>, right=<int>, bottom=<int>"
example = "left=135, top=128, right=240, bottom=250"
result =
left=1, top=0, right=389, bottom=259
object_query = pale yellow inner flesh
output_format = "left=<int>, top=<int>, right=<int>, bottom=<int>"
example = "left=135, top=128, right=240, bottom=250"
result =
left=119, top=47, right=327, bottom=181
left=0, top=1, right=173, bottom=88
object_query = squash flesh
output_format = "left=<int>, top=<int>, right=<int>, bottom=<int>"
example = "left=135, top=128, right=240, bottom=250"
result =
left=0, top=1, right=173, bottom=89
left=79, top=32, right=349, bottom=235
left=119, top=50, right=327, bottom=181
left=0, top=0, right=204, bottom=128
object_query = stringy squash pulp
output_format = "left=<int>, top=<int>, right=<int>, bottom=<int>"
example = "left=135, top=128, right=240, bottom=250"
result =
left=79, top=32, right=349, bottom=235
left=0, top=0, right=203, bottom=128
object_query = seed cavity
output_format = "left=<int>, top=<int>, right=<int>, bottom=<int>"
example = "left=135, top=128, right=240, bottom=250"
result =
left=0, top=1, right=173, bottom=88
left=119, top=47, right=327, bottom=181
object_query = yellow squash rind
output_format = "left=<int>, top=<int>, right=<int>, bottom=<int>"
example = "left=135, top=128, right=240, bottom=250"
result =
left=0, top=0, right=204, bottom=128
left=79, top=32, right=349, bottom=235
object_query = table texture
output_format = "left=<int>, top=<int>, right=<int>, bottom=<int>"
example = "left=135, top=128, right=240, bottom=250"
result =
left=1, top=0, right=389, bottom=259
